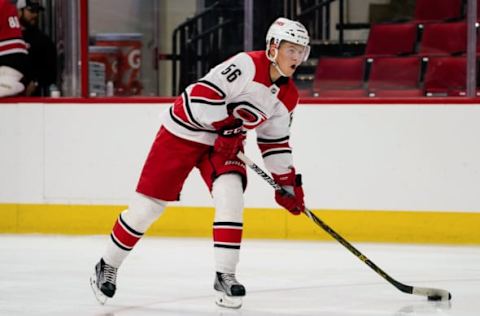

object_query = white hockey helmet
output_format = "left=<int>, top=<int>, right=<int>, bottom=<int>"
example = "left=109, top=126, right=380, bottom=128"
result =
left=265, top=17, right=311, bottom=62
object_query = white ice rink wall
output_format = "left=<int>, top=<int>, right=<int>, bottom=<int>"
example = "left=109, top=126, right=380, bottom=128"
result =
left=1, top=101, right=479, bottom=243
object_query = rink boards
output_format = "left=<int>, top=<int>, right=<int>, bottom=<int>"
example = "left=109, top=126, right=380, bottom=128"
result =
left=1, top=203, right=480, bottom=244
left=1, top=101, right=479, bottom=244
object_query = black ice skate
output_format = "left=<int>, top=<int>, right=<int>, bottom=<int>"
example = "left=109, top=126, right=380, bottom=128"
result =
left=214, top=272, right=246, bottom=309
left=89, top=258, right=118, bottom=305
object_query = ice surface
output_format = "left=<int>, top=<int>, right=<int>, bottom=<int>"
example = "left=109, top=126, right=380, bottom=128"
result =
left=0, top=235, right=478, bottom=316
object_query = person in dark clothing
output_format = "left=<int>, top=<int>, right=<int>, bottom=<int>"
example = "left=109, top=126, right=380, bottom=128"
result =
left=17, top=0, right=57, bottom=96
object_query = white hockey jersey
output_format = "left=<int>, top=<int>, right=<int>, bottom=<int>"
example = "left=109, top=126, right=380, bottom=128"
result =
left=162, top=50, right=300, bottom=175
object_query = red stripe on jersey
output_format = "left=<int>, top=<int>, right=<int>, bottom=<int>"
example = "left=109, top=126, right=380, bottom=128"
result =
left=247, top=51, right=271, bottom=87
left=190, top=83, right=224, bottom=100
left=0, top=40, right=28, bottom=55
left=112, top=218, right=141, bottom=248
left=213, top=228, right=243, bottom=243
left=171, top=95, right=190, bottom=123
left=278, top=83, right=299, bottom=113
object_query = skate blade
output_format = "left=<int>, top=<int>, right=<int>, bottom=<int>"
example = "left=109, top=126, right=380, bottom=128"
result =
left=215, top=291, right=242, bottom=309
left=89, top=275, right=108, bottom=305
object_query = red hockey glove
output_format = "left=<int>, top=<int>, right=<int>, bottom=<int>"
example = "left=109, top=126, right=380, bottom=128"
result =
left=272, top=169, right=305, bottom=215
left=212, top=116, right=245, bottom=161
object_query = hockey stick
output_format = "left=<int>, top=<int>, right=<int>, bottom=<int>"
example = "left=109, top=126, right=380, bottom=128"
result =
left=237, top=151, right=452, bottom=301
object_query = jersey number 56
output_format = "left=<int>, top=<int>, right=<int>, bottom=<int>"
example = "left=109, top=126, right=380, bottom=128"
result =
left=221, top=64, right=242, bottom=82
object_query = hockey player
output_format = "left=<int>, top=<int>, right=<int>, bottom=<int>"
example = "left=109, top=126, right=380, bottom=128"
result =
left=0, top=0, right=28, bottom=97
left=91, top=17, right=310, bottom=309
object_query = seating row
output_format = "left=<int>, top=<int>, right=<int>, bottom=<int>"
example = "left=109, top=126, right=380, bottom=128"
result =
left=313, top=56, right=472, bottom=98
left=366, top=21, right=473, bottom=57
left=301, top=0, right=479, bottom=98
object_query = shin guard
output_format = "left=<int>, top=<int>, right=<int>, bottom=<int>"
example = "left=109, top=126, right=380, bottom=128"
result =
left=103, top=193, right=167, bottom=267
left=212, top=174, right=244, bottom=273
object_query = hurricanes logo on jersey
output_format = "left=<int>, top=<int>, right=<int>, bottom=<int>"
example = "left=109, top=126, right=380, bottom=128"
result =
left=228, top=102, right=268, bottom=129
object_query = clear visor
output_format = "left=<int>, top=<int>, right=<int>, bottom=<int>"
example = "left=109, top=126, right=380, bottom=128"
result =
left=283, top=44, right=311, bottom=65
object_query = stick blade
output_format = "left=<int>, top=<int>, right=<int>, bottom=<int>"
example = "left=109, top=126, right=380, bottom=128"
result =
left=413, top=287, right=452, bottom=301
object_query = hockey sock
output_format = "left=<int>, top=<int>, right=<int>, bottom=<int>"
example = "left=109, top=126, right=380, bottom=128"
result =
left=103, top=193, right=167, bottom=268
left=212, top=174, right=244, bottom=273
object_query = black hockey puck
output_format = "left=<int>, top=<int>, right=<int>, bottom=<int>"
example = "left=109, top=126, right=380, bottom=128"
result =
left=428, top=292, right=452, bottom=301
left=428, top=295, right=442, bottom=301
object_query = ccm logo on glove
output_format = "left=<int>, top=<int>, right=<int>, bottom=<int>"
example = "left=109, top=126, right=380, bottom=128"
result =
left=212, top=116, right=245, bottom=161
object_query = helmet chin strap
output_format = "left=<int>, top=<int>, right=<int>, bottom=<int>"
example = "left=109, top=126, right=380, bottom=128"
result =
left=266, top=48, right=288, bottom=78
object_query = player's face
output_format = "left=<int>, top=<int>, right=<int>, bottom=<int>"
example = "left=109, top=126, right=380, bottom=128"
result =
left=20, top=8, right=40, bottom=27
left=276, top=42, right=306, bottom=77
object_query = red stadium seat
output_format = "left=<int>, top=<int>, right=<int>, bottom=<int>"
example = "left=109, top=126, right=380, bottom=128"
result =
left=313, top=57, right=365, bottom=94
left=413, top=0, right=463, bottom=22
left=424, top=56, right=466, bottom=96
left=368, top=57, right=421, bottom=92
left=365, top=23, right=418, bottom=57
left=314, top=89, right=367, bottom=98
left=419, top=22, right=467, bottom=56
